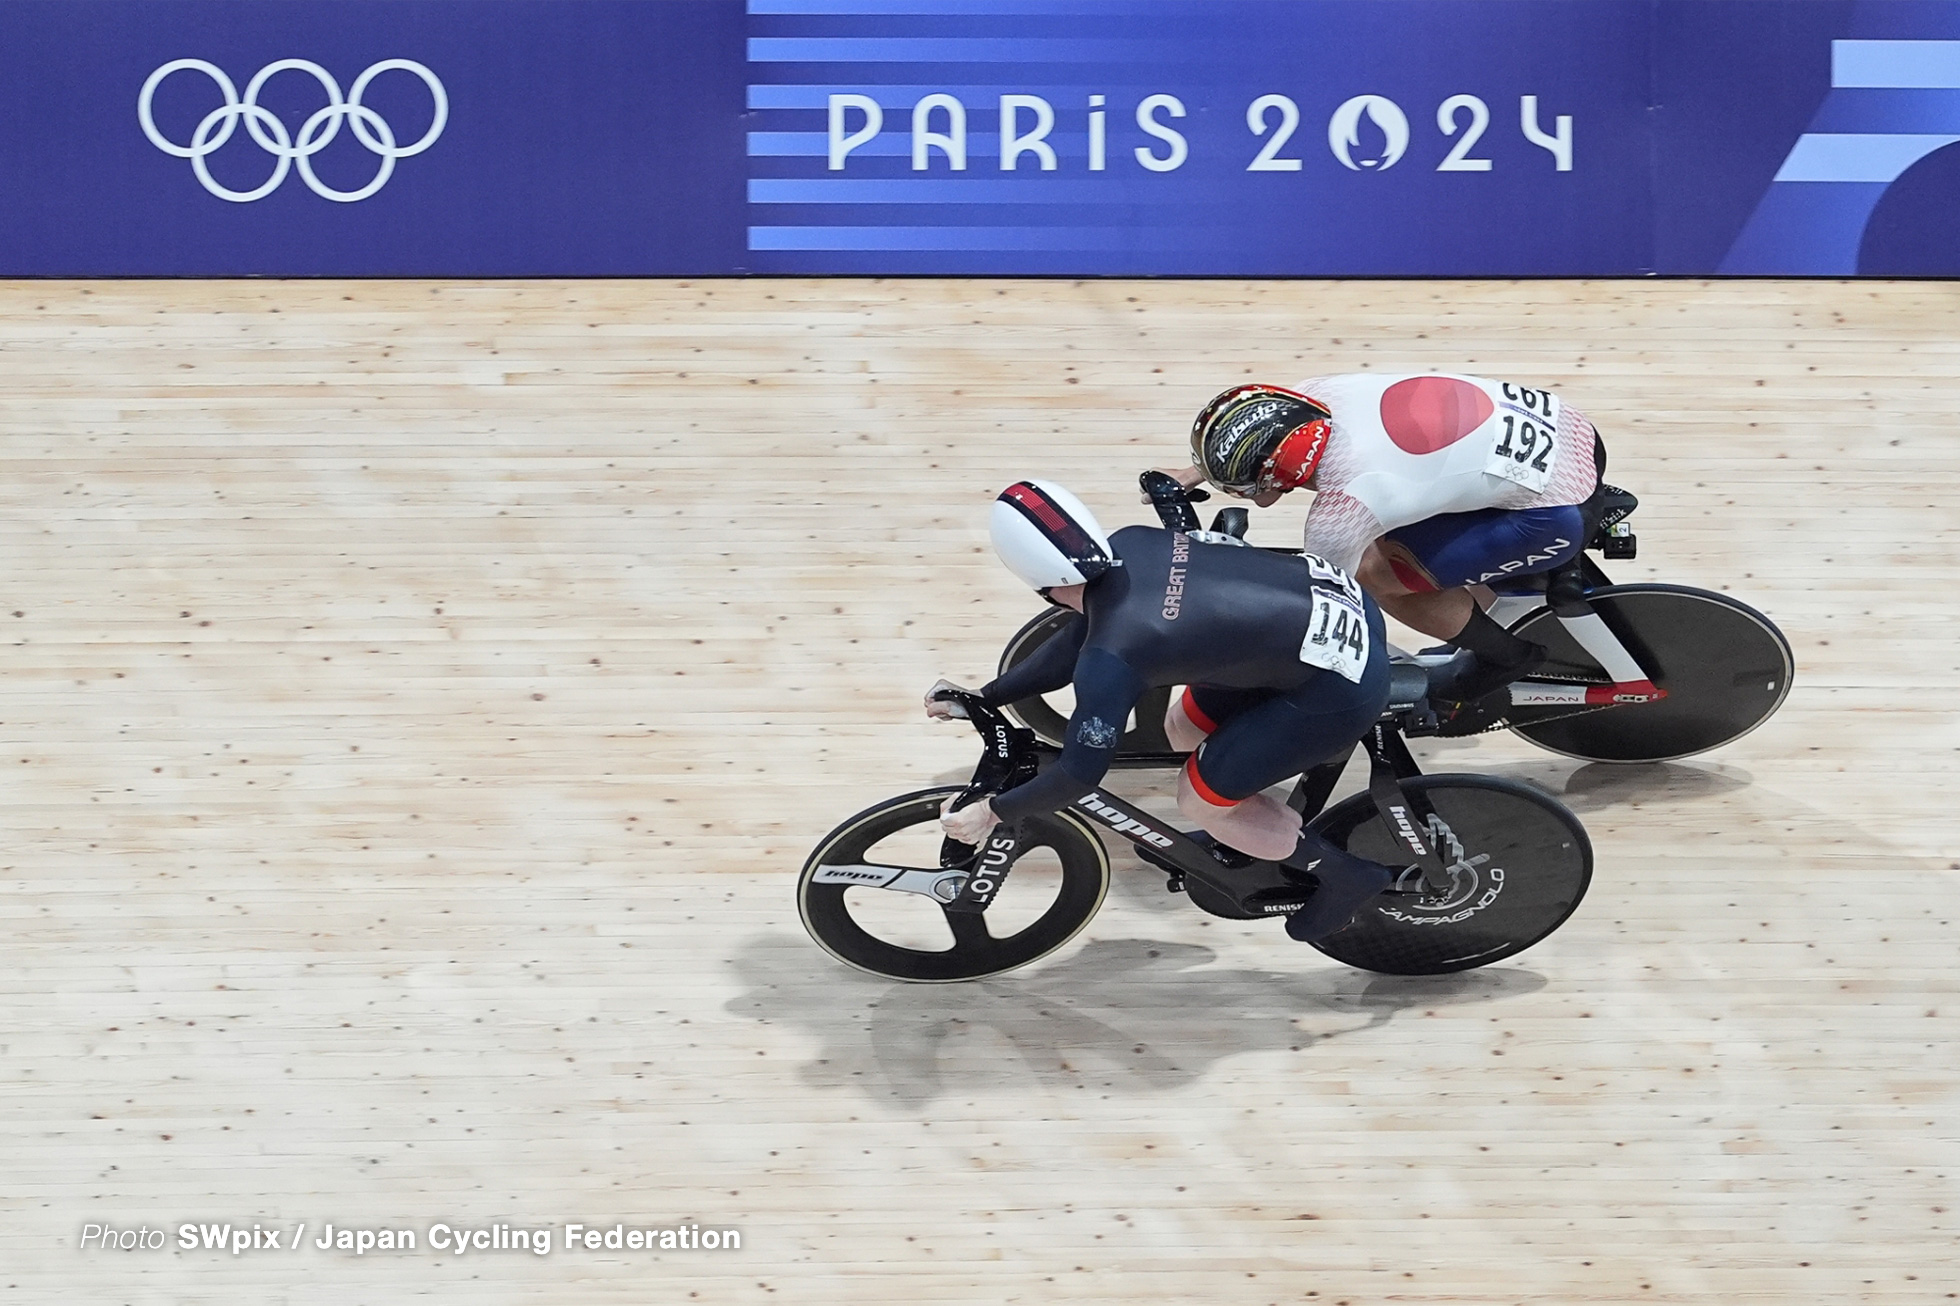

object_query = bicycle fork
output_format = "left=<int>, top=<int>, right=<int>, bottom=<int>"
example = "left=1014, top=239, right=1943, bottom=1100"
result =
left=1289, top=725, right=1460, bottom=900
left=937, top=701, right=1041, bottom=915
left=1358, top=725, right=1459, bottom=899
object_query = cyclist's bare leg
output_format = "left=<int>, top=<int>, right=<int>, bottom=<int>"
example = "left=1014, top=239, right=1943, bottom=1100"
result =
left=1173, top=770, right=1301, bottom=861
left=1163, top=691, right=1207, bottom=752
left=1164, top=694, right=1298, bottom=857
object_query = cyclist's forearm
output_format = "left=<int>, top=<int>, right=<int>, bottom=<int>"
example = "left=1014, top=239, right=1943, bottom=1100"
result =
left=979, top=614, right=1087, bottom=705
left=990, top=653, right=1140, bottom=824
left=990, top=766, right=1097, bottom=825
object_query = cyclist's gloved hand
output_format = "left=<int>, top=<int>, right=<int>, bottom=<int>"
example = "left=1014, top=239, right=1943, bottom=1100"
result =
left=924, top=678, right=972, bottom=720
left=940, top=795, right=1000, bottom=843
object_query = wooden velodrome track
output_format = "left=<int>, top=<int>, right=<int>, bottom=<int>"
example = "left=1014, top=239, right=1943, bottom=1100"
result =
left=5, top=276, right=1956, bottom=1304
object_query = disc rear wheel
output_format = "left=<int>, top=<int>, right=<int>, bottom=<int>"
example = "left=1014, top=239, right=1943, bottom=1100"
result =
left=1507, top=584, right=1793, bottom=763
left=1307, top=774, right=1591, bottom=976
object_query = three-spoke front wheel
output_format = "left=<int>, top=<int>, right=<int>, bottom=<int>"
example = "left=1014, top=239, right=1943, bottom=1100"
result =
left=798, top=786, right=1111, bottom=982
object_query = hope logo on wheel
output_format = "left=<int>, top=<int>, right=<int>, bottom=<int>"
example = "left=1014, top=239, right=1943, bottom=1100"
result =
left=138, top=58, right=447, bottom=203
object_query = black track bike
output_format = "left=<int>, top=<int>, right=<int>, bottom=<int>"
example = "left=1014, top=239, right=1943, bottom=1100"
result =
left=798, top=679, right=1592, bottom=984
left=996, top=477, right=1794, bottom=764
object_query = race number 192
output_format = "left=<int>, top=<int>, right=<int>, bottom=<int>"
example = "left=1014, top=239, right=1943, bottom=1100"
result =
left=1485, top=382, right=1560, bottom=493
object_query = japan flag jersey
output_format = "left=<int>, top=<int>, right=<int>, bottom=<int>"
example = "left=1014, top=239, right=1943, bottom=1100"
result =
left=1291, top=372, right=1598, bottom=573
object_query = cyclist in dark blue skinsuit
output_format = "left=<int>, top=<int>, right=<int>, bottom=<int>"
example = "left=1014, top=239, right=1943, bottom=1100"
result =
left=929, top=480, right=1404, bottom=943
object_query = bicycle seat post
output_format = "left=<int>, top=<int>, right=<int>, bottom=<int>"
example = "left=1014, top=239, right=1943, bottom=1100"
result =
left=1286, top=757, right=1347, bottom=820
left=1544, top=561, right=1653, bottom=687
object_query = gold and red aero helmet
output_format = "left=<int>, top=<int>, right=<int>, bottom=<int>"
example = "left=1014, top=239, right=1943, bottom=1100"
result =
left=1190, top=384, right=1334, bottom=497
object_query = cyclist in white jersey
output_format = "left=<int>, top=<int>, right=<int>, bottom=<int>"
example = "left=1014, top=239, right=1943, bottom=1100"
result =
left=1166, top=372, right=1603, bottom=708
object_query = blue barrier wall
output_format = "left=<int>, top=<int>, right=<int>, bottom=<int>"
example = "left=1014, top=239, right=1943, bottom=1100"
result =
left=0, top=0, right=748, bottom=275
left=0, top=0, right=1954, bottom=276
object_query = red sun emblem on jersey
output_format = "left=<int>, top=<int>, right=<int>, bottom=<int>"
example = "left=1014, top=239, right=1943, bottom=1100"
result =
left=1379, top=376, right=1494, bottom=454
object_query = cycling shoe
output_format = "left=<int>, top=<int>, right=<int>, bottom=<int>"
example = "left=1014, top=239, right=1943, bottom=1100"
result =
left=1280, top=830, right=1398, bottom=943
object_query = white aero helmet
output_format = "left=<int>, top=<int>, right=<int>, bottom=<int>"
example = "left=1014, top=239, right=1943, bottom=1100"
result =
left=990, top=480, right=1116, bottom=591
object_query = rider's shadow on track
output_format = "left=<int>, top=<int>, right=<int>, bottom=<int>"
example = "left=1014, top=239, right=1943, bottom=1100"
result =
left=725, top=934, right=1545, bottom=1109
left=1413, top=752, right=1754, bottom=814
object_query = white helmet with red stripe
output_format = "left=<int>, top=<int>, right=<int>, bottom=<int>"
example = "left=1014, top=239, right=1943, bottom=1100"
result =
left=990, top=480, right=1115, bottom=591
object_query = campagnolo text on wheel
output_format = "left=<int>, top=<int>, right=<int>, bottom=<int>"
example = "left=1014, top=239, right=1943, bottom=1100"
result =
left=799, top=478, right=1593, bottom=983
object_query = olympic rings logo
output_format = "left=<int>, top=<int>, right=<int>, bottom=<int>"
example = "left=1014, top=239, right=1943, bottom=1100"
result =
left=138, top=59, right=446, bottom=203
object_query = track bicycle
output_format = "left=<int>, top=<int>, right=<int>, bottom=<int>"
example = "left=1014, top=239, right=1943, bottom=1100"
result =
left=997, top=476, right=1794, bottom=765
left=798, top=682, right=1592, bottom=983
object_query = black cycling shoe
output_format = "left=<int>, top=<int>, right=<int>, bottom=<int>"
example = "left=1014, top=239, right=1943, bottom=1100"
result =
left=1425, top=644, right=1547, bottom=706
left=1279, top=830, right=1399, bottom=943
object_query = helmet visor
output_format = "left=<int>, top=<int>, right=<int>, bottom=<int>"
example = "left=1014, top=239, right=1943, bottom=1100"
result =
left=994, top=481, right=1112, bottom=587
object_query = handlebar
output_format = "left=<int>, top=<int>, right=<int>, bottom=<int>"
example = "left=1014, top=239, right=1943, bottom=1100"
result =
left=936, top=689, right=1024, bottom=752
left=928, top=685, right=986, bottom=717
left=927, top=690, right=1041, bottom=857
left=1138, top=470, right=1203, bottom=532
left=1138, top=470, right=1258, bottom=543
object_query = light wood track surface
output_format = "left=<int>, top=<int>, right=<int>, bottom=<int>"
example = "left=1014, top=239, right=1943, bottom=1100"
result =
left=3, top=277, right=1956, bottom=1303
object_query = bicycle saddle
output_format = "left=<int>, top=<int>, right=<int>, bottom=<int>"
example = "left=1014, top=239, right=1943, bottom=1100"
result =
left=1586, top=485, right=1639, bottom=544
left=1208, top=506, right=1250, bottom=539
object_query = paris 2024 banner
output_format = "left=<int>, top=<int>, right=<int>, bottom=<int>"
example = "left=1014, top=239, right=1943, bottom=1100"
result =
left=0, top=0, right=1955, bottom=276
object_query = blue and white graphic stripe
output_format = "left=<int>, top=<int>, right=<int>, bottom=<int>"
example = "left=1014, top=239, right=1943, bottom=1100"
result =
left=1726, top=39, right=1960, bottom=271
